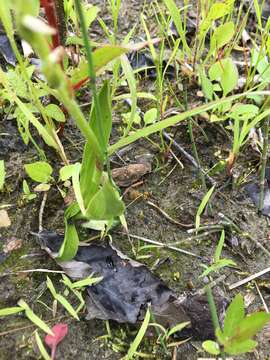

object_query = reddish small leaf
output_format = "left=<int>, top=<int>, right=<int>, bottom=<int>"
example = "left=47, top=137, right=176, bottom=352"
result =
left=45, top=323, right=68, bottom=360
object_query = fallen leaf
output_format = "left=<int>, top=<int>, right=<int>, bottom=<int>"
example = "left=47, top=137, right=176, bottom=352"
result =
left=0, top=210, right=11, bottom=227
left=45, top=323, right=68, bottom=360
left=3, top=237, right=22, bottom=253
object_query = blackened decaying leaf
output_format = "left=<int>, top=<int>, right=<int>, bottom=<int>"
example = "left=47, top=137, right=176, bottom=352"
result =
left=127, top=51, right=175, bottom=79
left=245, top=169, right=270, bottom=216
left=35, top=231, right=227, bottom=340
left=0, top=26, right=22, bottom=70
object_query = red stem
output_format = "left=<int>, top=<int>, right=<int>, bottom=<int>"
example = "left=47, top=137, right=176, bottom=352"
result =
left=40, top=0, right=61, bottom=49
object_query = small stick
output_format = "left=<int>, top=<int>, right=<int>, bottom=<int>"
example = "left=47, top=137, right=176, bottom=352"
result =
left=254, top=281, right=269, bottom=313
left=228, top=267, right=270, bottom=290
left=147, top=200, right=193, bottom=228
left=169, top=149, right=184, bottom=169
left=115, top=231, right=201, bottom=258
left=158, top=162, right=178, bottom=185
left=39, top=192, right=48, bottom=233
left=0, top=268, right=65, bottom=278
left=162, top=131, right=216, bottom=186
left=168, top=229, right=221, bottom=246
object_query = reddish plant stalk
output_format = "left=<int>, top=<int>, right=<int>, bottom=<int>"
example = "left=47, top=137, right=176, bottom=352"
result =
left=40, top=0, right=61, bottom=49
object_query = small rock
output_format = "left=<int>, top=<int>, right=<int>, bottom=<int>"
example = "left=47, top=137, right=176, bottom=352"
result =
left=3, top=237, right=22, bottom=253
left=0, top=209, right=11, bottom=227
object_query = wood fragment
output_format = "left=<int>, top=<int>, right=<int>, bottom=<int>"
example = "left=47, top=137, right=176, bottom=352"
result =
left=228, top=267, right=270, bottom=290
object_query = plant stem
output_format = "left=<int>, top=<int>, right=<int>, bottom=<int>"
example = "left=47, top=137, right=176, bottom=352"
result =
left=259, top=117, right=269, bottom=213
left=205, top=285, right=225, bottom=360
left=74, top=0, right=104, bottom=151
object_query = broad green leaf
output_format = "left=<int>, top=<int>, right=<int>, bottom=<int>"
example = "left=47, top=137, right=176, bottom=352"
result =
left=0, top=160, right=5, bottom=190
left=86, top=176, right=125, bottom=220
left=57, top=203, right=80, bottom=262
left=225, top=339, right=257, bottom=355
left=80, top=81, right=112, bottom=204
left=251, top=49, right=270, bottom=81
left=223, top=294, right=245, bottom=339
left=25, top=161, right=53, bottom=183
left=209, top=58, right=238, bottom=96
left=230, top=103, right=259, bottom=120
left=125, top=307, right=150, bottom=359
left=214, top=230, right=225, bottom=262
left=59, top=164, right=78, bottom=181
left=208, top=160, right=226, bottom=176
left=199, top=68, right=213, bottom=100
left=44, top=104, right=66, bottom=122
left=18, top=299, right=53, bottom=335
left=0, top=306, right=23, bottom=316
left=234, top=312, right=270, bottom=342
left=195, top=185, right=215, bottom=229
left=202, top=340, right=220, bottom=355
left=6, top=70, right=28, bottom=99
left=200, top=3, right=231, bottom=37
left=144, top=108, right=158, bottom=125
left=83, top=5, right=99, bottom=29
left=70, top=45, right=128, bottom=85
left=210, top=22, right=235, bottom=54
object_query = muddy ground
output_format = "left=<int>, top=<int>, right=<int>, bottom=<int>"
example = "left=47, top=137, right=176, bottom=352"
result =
left=1, top=0, right=270, bottom=359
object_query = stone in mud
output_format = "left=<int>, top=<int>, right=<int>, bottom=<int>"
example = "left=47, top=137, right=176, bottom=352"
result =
left=34, top=230, right=227, bottom=340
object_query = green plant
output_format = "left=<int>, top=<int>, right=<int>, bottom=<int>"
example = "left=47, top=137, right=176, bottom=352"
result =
left=200, top=230, right=236, bottom=278
left=0, top=160, right=5, bottom=190
left=203, top=294, right=270, bottom=356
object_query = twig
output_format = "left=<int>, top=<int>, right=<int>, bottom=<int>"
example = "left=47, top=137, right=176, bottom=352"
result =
left=169, top=149, right=184, bottom=169
left=115, top=231, right=201, bottom=258
left=39, top=192, right=48, bottom=233
left=0, top=268, right=65, bottom=278
left=162, top=131, right=216, bottom=186
left=147, top=200, right=193, bottom=228
left=168, top=229, right=221, bottom=246
left=228, top=267, right=270, bottom=290
left=158, top=162, right=178, bottom=185
left=255, top=281, right=269, bottom=313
